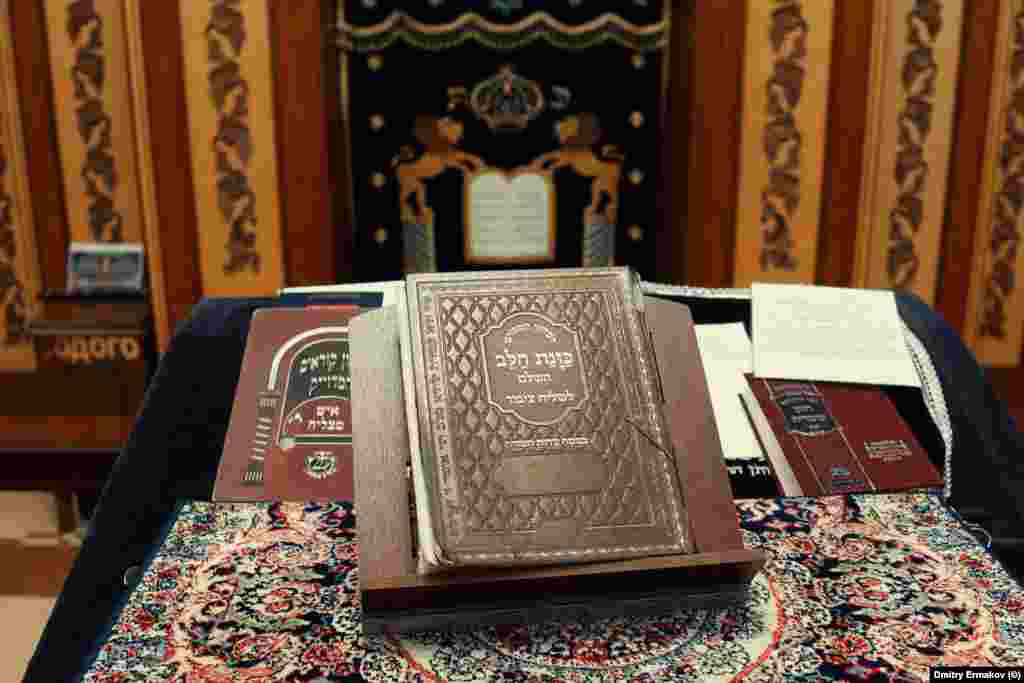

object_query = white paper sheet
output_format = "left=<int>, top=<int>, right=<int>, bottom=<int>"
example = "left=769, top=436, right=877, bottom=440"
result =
left=694, top=323, right=762, bottom=462
left=278, top=280, right=404, bottom=307
left=751, top=283, right=920, bottom=387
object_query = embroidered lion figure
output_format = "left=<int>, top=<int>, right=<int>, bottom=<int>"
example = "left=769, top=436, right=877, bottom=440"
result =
left=525, top=113, right=624, bottom=225
left=392, top=115, right=484, bottom=225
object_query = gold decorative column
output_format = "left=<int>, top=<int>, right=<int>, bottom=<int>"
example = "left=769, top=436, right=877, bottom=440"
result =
left=179, top=0, right=285, bottom=295
left=733, top=0, right=835, bottom=287
left=854, top=0, right=965, bottom=304
left=0, top=0, right=43, bottom=370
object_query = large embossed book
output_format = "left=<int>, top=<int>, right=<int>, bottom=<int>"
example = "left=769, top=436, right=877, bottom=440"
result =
left=352, top=274, right=764, bottom=632
left=212, top=307, right=364, bottom=502
left=403, top=268, right=694, bottom=570
left=741, top=375, right=943, bottom=496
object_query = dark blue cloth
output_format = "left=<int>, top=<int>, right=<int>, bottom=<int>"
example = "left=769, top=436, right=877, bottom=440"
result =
left=24, top=293, right=1024, bottom=682
left=895, top=294, right=1024, bottom=565
left=26, top=297, right=288, bottom=683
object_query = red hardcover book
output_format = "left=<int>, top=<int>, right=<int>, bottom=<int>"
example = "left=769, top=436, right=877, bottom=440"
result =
left=743, top=375, right=943, bottom=496
left=213, top=307, right=363, bottom=502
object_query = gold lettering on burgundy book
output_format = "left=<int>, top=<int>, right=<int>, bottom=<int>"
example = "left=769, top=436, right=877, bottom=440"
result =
left=745, top=375, right=942, bottom=496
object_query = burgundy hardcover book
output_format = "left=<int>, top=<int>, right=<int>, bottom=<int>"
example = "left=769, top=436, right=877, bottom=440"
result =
left=743, top=375, right=942, bottom=496
left=213, top=307, right=363, bottom=502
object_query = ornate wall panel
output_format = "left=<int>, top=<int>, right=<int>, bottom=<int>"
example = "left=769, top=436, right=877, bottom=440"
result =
left=854, top=0, right=964, bottom=304
left=732, top=0, right=835, bottom=288
left=43, top=0, right=145, bottom=244
left=179, top=0, right=285, bottom=296
left=0, top=1, right=43, bottom=371
left=964, top=0, right=1024, bottom=366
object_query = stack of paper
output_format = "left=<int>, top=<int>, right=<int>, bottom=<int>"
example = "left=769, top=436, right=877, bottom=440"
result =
left=694, top=323, right=782, bottom=498
left=751, top=283, right=919, bottom=387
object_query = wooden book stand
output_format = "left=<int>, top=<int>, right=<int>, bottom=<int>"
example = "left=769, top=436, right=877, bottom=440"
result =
left=351, top=297, right=765, bottom=633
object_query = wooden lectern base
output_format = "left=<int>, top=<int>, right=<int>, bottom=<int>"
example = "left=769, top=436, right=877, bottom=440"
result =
left=351, top=298, right=765, bottom=634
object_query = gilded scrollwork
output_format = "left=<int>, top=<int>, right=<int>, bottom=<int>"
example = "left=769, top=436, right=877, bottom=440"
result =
left=525, top=113, right=623, bottom=227
left=67, top=0, right=124, bottom=242
left=759, top=0, right=807, bottom=272
left=886, top=0, right=943, bottom=289
left=392, top=115, right=484, bottom=226
left=979, top=7, right=1024, bottom=339
left=0, top=143, right=29, bottom=347
left=206, top=0, right=261, bottom=274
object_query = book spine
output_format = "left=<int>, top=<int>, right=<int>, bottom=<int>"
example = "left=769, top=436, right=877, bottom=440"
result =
left=962, top=0, right=1024, bottom=366
left=739, top=387, right=802, bottom=497
left=732, top=0, right=835, bottom=287
left=747, top=380, right=822, bottom=495
left=178, top=0, right=286, bottom=296
left=0, top=0, right=43, bottom=371
left=400, top=279, right=444, bottom=570
left=852, top=0, right=965, bottom=304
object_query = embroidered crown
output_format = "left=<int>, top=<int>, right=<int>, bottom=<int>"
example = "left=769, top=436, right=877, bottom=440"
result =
left=470, top=65, right=544, bottom=132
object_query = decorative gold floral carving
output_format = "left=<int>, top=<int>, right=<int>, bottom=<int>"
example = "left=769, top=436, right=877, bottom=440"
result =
left=886, top=0, right=944, bottom=289
left=0, top=139, right=29, bottom=346
left=979, top=7, right=1024, bottom=340
left=758, top=0, right=807, bottom=272
left=67, top=0, right=124, bottom=242
left=206, top=0, right=261, bottom=274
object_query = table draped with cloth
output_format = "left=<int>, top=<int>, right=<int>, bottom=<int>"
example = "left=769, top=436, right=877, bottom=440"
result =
left=24, top=291, right=1024, bottom=682
left=78, top=493, right=1024, bottom=682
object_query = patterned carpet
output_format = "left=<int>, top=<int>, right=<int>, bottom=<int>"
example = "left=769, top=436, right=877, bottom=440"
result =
left=80, top=493, right=1024, bottom=682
